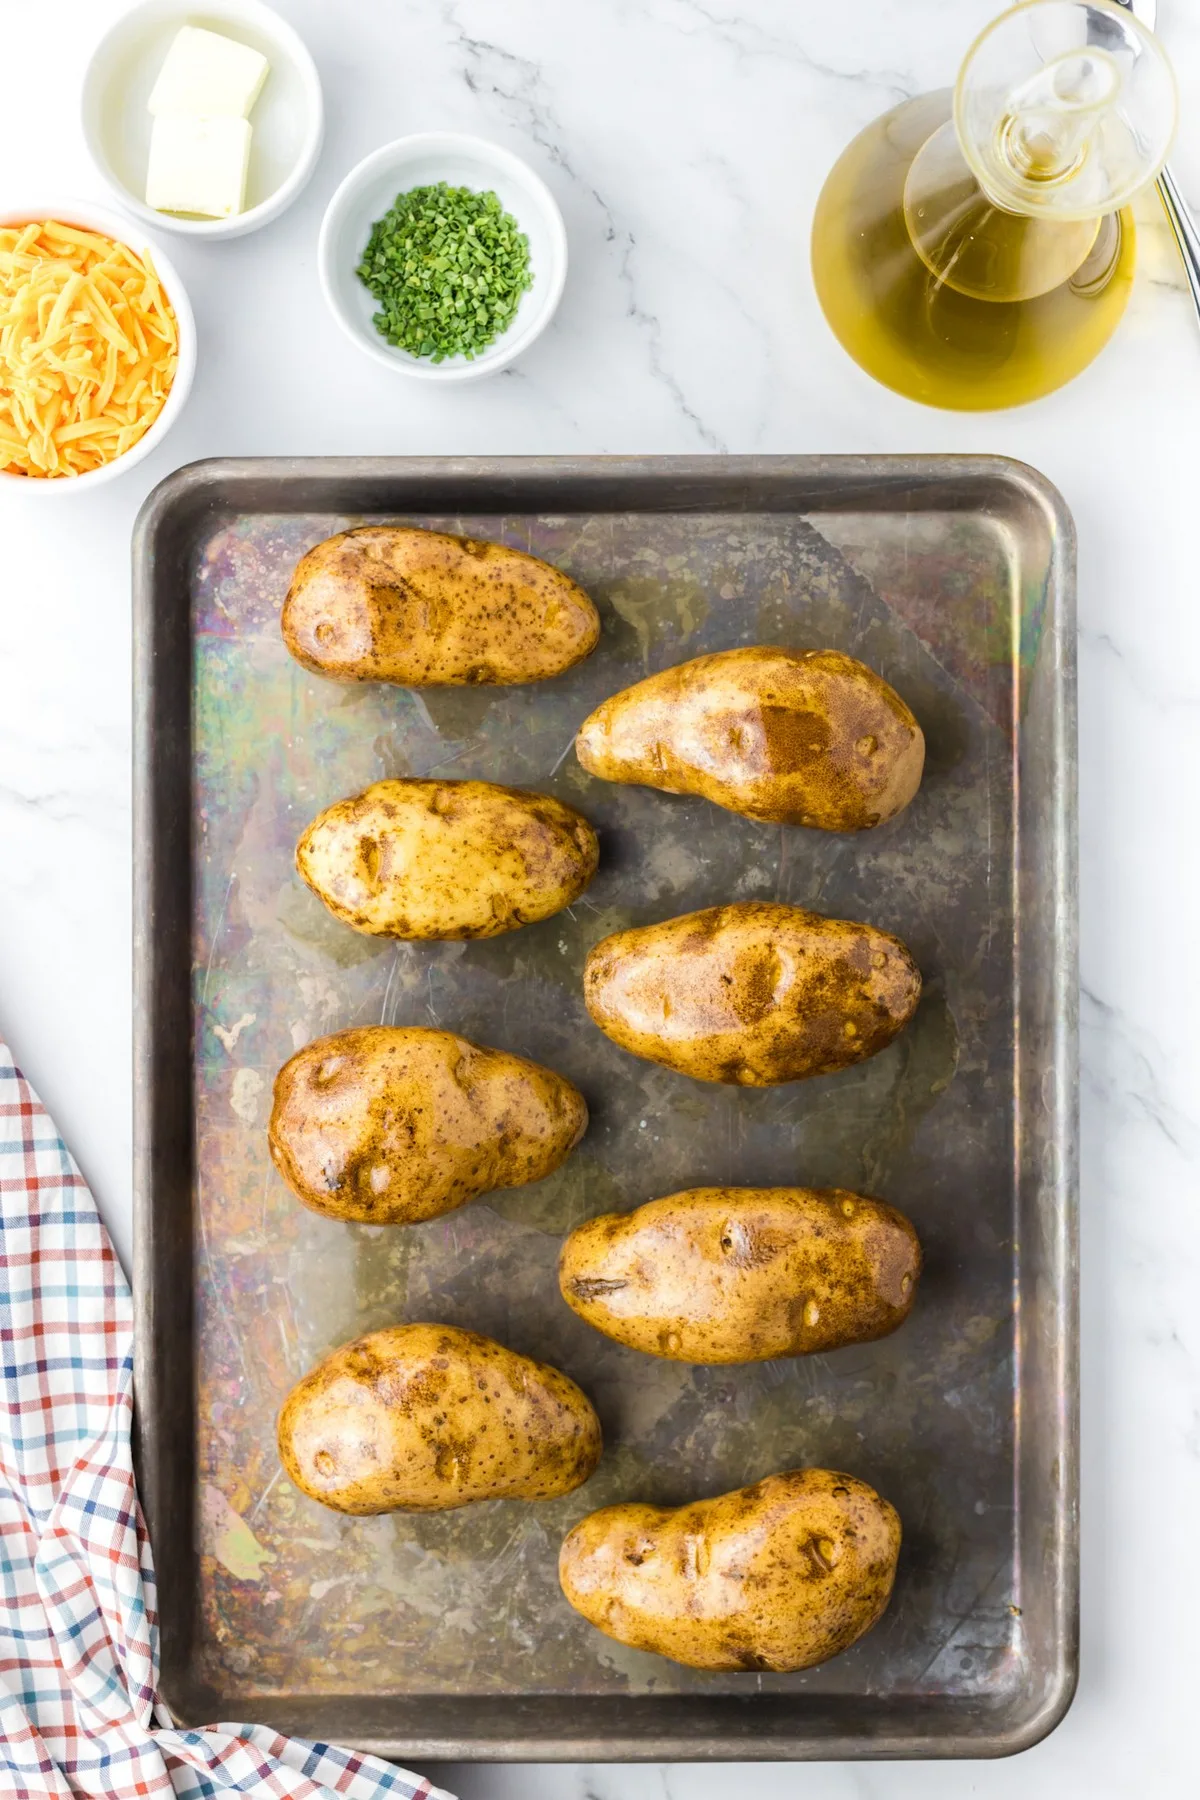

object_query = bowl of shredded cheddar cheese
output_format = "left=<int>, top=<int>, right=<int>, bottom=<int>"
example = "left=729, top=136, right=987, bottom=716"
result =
left=0, top=200, right=195, bottom=488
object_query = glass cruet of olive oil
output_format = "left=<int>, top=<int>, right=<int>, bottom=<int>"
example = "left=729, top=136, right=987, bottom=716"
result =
left=811, top=0, right=1177, bottom=410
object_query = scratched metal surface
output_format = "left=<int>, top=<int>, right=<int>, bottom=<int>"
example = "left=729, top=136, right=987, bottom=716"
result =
left=135, top=458, right=1075, bottom=1753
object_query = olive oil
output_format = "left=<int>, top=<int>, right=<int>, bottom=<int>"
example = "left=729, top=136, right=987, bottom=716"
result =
left=811, top=91, right=1136, bottom=412
left=809, top=1, right=1177, bottom=413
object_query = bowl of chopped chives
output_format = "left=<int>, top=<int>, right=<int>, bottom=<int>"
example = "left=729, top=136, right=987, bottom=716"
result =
left=318, top=133, right=567, bottom=381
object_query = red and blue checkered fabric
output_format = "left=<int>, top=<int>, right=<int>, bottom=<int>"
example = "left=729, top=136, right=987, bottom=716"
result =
left=0, top=1038, right=453, bottom=1800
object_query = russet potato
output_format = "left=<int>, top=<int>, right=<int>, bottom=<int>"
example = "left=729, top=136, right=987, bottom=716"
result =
left=583, top=901, right=921, bottom=1084
left=270, top=1026, right=587, bottom=1225
left=559, top=1186, right=920, bottom=1361
left=296, top=777, right=599, bottom=940
left=559, top=1467, right=901, bottom=1671
left=575, top=646, right=924, bottom=830
left=282, top=525, right=600, bottom=686
left=278, top=1323, right=602, bottom=1514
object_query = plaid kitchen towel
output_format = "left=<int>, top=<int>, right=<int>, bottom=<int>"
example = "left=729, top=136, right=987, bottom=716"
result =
left=0, top=1036, right=454, bottom=1800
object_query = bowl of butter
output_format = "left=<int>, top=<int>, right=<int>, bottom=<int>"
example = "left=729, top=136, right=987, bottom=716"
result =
left=82, top=0, right=323, bottom=238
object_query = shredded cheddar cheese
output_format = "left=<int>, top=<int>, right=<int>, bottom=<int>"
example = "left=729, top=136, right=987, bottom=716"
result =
left=0, top=220, right=178, bottom=479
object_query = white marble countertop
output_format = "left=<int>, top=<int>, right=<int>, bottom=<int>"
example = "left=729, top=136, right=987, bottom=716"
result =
left=3, top=0, right=1199, bottom=1793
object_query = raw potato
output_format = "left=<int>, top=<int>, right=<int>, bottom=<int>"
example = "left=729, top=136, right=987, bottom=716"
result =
left=270, top=1026, right=588, bottom=1225
left=576, top=646, right=924, bottom=830
left=297, top=778, right=599, bottom=939
left=559, top=1467, right=901, bottom=1672
left=281, top=525, right=600, bottom=686
left=559, top=1187, right=920, bottom=1362
left=278, top=1323, right=602, bottom=1514
left=583, top=901, right=921, bottom=1084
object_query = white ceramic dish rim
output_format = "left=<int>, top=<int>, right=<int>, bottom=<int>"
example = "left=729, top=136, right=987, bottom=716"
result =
left=81, top=0, right=324, bottom=240
left=318, top=132, right=568, bottom=383
left=0, top=199, right=197, bottom=494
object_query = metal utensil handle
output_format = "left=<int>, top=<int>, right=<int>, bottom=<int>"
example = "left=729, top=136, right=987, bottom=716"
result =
left=1158, top=164, right=1200, bottom=323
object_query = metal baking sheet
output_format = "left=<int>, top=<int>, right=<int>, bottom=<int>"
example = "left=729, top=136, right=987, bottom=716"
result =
left=132, top=456, right=1077, bottom=1763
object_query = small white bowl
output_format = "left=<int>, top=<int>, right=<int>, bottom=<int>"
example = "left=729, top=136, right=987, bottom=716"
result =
left=0, top=199, right=196, bottom=494
left=81, top=0, right=323, bottom=240
left=319, top=133, right=568, bottom=382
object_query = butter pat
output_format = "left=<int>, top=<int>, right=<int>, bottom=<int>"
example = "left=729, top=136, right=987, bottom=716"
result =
left=146, top=114, right=253, bottom=219
left=148, top=25, right=269, bottom=120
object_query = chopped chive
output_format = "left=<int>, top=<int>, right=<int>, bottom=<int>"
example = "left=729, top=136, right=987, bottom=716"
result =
left=356, top=181, right=533, bottom=361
